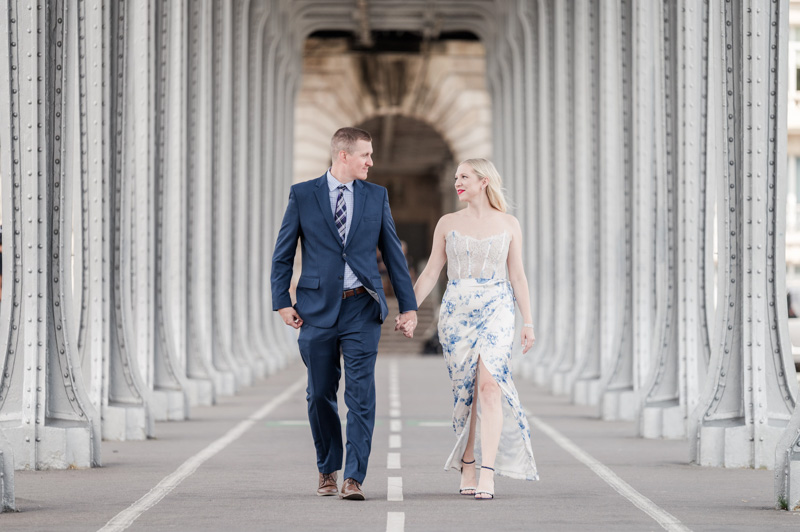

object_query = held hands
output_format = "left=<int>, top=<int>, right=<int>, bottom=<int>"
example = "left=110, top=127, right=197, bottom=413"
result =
left=520, top=326, right=535, bottom=354
left=394, top=310, right=418, bottom=338
left=278, top=307, right=303, bottom=329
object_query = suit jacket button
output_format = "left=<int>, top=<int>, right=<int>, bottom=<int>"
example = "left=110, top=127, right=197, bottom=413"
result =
left=338, top=276, right=343, bottom=280
left=342, top=253, right=347, bottom=258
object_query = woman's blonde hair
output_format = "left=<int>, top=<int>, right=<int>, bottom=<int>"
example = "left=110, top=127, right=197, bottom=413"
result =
left=459, top=158, right=508, bottom=213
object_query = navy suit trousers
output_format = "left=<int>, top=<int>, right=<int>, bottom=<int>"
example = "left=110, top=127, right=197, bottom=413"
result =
left=297, top=291, right=381, bottom=484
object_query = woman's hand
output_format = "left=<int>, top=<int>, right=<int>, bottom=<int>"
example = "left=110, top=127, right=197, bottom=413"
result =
left=520, top=327, right=535, bottom=354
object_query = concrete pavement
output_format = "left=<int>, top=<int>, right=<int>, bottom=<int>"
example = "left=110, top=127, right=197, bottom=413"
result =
left=2, top=355, right=799, bottom=531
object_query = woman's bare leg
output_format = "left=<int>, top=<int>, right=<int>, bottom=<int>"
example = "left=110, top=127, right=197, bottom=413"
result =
left=459, top=370, right=479, bottom=494
left=475, top=356, right=502, bottom=498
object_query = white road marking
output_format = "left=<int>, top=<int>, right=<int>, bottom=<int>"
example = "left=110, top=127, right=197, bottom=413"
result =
left=387, top=452, right=401, bottom=469
left=98, top=375, right=307, bottom=532
left=528, top=413, right=692, bottom=532
left=390, top=419, right=402, bottom=432
left=387, top=476, right=404, bottom=501
left=389, top=434, right=402, bottom=449
left=390, top=408, right=401, bottom=418
left=386, top=512, right=405, bottom=531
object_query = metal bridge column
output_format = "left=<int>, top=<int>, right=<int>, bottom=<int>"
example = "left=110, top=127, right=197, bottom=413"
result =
left=0, top=0, right=101, bottom=466
left=530, top=0, right=557, bottom=387
left=548, top=0, right=577, bottom=393
left=691, top=0, right=795, bottom=471
left=212, top=0, right=254, bottom=389
left=568, top=0, right=604, bottom=404
left=150, top=0, right=191, bottom=422
left=185, top=0, right=237, bottom=401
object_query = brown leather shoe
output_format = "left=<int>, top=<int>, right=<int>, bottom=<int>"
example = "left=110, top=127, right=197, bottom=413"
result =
left=340, top=478, right=365, bottom=500
left=317, top=472, right=338, bottom=496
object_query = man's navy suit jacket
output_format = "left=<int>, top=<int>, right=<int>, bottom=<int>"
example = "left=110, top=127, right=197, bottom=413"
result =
left=271, top=174, right=418, bottom=328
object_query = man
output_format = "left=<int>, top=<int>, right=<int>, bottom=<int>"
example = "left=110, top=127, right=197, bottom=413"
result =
left=271, top=127, right=418, bottom=500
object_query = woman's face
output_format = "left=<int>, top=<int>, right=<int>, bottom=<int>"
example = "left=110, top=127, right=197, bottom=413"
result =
left=454, top=164, right=486, bottom=203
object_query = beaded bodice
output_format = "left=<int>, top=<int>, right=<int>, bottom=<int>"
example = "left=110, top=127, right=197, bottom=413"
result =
left=445, top=230, right=511, bottom=281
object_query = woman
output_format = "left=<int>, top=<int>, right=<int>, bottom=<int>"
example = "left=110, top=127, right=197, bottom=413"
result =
left=398, top=158, right=538, bottom=499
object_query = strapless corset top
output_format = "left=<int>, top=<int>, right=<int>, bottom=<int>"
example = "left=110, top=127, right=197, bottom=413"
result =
left=445, top=230, right=511, bottom=281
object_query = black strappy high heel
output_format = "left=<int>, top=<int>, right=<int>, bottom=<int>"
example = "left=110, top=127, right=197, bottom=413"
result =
left=459, top=458, right=477, bottom=495
left=475, top=466, right=495, bottom=500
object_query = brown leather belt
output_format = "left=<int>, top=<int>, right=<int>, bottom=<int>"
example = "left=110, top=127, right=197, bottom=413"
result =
left=342, top=286, right=367, bottom=299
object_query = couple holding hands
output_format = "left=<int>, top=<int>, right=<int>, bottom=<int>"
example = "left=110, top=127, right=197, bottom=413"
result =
left=271, top=127, right=538, bottom=502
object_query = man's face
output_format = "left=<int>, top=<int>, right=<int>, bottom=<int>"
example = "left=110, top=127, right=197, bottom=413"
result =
left=345, top=140, right=374, bottom=181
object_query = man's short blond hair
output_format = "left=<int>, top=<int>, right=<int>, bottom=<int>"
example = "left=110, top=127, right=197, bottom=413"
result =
left=330, top=127, right=372, bottom=162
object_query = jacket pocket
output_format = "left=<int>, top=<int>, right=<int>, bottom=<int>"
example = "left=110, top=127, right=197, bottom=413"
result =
left=297, top=276, right=320, bottom=289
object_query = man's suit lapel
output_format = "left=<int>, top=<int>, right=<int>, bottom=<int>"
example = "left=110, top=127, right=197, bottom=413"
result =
left=314, top=175, right=344, bottom=247
left=345, top=180, right=367, bottom=250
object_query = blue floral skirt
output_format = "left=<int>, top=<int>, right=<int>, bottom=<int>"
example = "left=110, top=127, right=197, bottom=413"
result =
left=438, top=278, right=538, bottom=480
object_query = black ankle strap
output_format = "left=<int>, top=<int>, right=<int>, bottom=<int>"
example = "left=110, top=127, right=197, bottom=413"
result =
left=461, top=458, right=476, bottom=465
left=481, top=466, right=495, bottom=471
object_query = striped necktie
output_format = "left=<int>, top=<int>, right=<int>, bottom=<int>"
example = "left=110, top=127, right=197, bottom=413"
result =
left=334, top=185, right=347, bottom=244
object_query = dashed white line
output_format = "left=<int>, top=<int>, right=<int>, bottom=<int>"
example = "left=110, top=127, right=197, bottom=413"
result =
left=387, top=452, right=401, bottom=469
left=387, top=512, right=405, bottom=531
left=528, top=412, right=692, bottom=532
left=386, top=360, right=404, bottom=531
left=99, top=375, right=307, bottom=532
left=387, top=476, right=404, bottom=501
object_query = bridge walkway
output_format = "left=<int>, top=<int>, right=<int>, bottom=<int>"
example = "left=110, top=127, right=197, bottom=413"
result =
left=2, top=356, right=798, bottom=532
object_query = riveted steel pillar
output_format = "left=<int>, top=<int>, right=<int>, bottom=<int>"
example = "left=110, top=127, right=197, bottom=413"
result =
left=186, top=0, right=237, bottom=401
left=245, top=2, right=275, bottom=375
left=158, top=0, right=214, bottom=409
left=0, top=0, right=101, bottom=467
left=691, top=0, right=795, bottom=470
left=637, top=0, right=679, bottom=438
left=267, top=3, right=300, bottom=365
left=594, top=0, right=636, bottom=421
left=568, top=0, right=603, bottom=403
left=212, top=0, right=253, bottom=389
left=231, top=0, right=266, bottom=380
left=548, top=0, right=577, bottom=394
left=74, top=0, right=110, bottom=422
left=103, top=0, right=156, bottom=440
left=641, top=0, right=713, bottom=440
left=151, top=0, right=190, bottom=421
left=264, top=9, right=291, bottom=364
left=0, top=431, right=13, bottom=511
left=515, top=0, right=538, bottom=383
left=530, top=0, right=556, bottom=386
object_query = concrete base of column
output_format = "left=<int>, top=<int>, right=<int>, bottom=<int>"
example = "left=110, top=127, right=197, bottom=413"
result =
left=103, top=404, right=149, bottom=441
left=573, top=378, right=602, bottom=406
left=185, top=378, right=215, bottom=407
left=696, top=420, right=783, bottom=469
left=251, top=359, right=267, bottom=380
left=6, top=422, right=95, bottom=469
left=151, top=389, right=188, bottom=422
left=601, top=388, right=638, bottom=421
left=0, top=432, right=15, bottom=512
left=641, top=401, right=685, bottom=439
left=551, top=371, right=574, bottom=396
left=532, top=366, right=552, bottom=387
left=234, top=365, right=254, bottom=388
left=213, top=371, right=237, bottom=397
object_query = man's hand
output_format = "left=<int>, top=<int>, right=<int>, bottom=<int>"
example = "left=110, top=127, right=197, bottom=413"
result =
left=278, top=307, right=303, bottom=329
left=394, top=310, right=418, bottom=338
